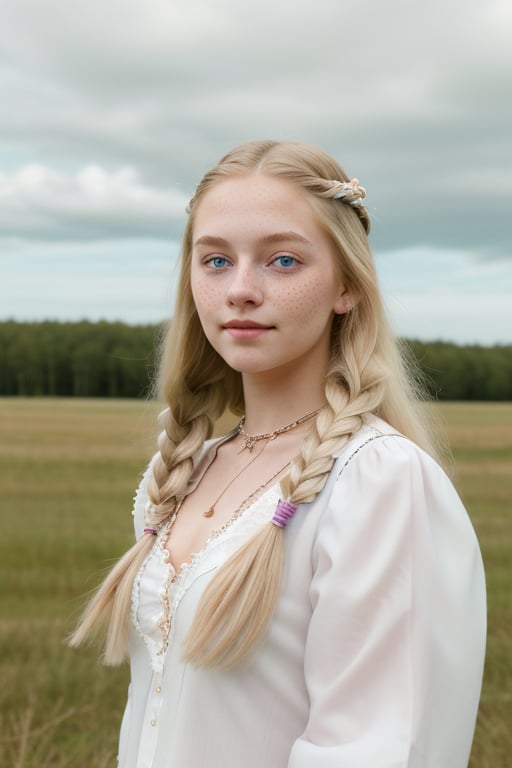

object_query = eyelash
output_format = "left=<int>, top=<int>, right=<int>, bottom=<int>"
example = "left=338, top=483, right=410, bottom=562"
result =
left=271, top=254, right=298, bottom=269
left=203, top=253, right=300, bottom=270
left=206, top=256, right=231, bottom=269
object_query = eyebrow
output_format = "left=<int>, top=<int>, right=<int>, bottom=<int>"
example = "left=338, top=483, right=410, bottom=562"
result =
left=193, top=231, right=314, bottom=248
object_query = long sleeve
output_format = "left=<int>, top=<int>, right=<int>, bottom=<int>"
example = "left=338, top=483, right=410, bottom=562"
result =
left=288, top=434, right=486, bottom=768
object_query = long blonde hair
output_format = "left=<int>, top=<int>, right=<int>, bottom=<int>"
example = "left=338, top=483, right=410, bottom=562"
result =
left=70, top=140, right=439, bottom=668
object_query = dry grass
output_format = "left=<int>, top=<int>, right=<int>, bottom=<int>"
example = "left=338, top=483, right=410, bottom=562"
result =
left=0, top=398, right=510, bottom=766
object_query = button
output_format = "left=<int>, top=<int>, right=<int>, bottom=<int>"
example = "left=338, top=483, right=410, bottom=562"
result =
left=150, top=719, right=156, bottom=726
left=156, top=686, right=161, bottom=693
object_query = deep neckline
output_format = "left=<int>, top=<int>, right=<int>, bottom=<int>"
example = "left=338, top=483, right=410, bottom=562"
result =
left=131, top=480, right=281, bottom=671
left=161, top=477, right=281, bottom=576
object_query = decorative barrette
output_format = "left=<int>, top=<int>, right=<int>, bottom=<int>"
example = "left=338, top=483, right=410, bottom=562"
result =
left=330, top=178, right=367, bottom=207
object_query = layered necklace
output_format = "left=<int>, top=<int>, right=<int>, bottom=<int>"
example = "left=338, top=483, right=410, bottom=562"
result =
left=203, top=407, right=321, bottom=518
left=238, top=407, right=321, bottom=452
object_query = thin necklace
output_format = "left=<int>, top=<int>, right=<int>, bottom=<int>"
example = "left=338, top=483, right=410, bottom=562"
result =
left=204, top=459, right=291, bottom=519
left=238, top=407, right=321, bottom=452
left=204, top=406, right=320, bottom=517
left=204, top=439, right=269, bottom=517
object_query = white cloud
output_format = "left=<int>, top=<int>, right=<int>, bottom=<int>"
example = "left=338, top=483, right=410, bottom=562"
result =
left=0, top=0, right=509, bottom=252
left=0, top=165, right=188, bottom=240
left=0, top=0, right=510, bottom=340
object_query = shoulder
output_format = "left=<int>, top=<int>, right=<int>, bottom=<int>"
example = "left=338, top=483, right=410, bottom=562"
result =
left=332, top=413, right=444, bottom=486
left=311, top=414, right=483, bottom=591
left=315, top=413, right=469, bottom=539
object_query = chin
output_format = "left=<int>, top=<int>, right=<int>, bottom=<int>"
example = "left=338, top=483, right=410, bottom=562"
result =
left=214, top=347, right=260, bottom=367
left=221, top=355, right=275, bottom=376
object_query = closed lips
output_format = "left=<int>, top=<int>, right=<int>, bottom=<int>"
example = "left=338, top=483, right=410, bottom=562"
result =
left=223, top=320, right=273, bottom=329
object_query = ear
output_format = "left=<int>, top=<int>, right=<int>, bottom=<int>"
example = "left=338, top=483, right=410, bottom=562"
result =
left=334, top=286, right=358, bottom=315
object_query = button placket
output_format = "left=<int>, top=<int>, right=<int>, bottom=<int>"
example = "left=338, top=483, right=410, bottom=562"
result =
left=138, top=674, right=161, bottom=768
left=149, top=670, right=164, bottom=728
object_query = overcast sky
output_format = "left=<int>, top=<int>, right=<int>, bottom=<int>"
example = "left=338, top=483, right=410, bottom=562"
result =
left=0, top=0, right=510, bottom=344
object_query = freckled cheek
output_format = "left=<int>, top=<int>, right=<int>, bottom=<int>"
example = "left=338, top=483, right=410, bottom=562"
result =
left=275, top=278, right=332, bottom=322
left=191, top=277, right=221, bottom=312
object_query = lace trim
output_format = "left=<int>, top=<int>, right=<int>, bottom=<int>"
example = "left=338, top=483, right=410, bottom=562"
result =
left=131, top=513, right=178, bottom=673
left=132, top=484, right=280, bottom=672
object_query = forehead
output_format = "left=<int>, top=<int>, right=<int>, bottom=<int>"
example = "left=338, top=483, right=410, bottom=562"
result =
left=192, top=174, right=324, bottom=243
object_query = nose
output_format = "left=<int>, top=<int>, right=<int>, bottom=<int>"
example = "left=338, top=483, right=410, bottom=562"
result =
left=226, top=263, right=264, bottom=307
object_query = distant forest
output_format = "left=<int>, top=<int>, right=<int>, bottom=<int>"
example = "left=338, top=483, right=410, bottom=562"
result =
left=0, top=320, right=511, bottom=400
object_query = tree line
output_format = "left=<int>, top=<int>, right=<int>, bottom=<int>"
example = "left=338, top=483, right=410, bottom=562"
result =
left=0, top=321, right=160, bottom=398
left=0, top=320, right=511, bottom=400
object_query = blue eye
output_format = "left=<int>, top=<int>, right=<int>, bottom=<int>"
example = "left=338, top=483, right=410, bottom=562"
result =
left=274, top=254, right=297, bottom=268
left=208, top=256, right=230, bottom=269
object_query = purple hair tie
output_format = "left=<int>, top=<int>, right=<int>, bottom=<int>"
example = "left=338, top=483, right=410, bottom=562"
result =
left=143, top=527, right=158, bottom=536
left=271, top=499, right=298, bottom=529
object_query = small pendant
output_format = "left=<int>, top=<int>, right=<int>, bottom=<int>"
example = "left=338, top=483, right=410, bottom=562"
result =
left=244, top=436, right=256, bottom=452
left=204, top=506, right=215, bottom=518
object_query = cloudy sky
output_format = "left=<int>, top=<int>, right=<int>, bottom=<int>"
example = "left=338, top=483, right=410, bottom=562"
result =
left=0, top=0, right=510, bottom=344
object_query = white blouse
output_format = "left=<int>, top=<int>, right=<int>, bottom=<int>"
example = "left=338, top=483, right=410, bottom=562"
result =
left=118, top=415, right=486, bottom=768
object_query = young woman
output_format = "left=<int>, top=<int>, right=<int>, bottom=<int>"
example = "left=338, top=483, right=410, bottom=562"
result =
left=71, top=140, right=486, bottom=767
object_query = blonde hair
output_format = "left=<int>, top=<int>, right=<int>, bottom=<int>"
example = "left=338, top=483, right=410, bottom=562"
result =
left=70, top=140, right=440, bottom=668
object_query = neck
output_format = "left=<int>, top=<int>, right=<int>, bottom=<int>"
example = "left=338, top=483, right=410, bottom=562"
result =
left=241, top=368, right=326, bottom=434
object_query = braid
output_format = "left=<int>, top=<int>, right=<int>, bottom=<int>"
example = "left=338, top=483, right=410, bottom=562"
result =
left=145, top=411, right=213, bottom=528
left=302, top=176, right=370, bottom=235
left=69, top=385, right=223, bottom=664
left=281, top=381, right=360, bottom=504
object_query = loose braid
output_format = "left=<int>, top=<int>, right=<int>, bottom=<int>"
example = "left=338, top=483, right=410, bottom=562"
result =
left=69, top=386, right=224, bottom=664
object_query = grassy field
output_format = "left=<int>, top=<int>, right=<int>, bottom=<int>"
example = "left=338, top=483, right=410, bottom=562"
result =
left=0, top=398, right=510, bottom=766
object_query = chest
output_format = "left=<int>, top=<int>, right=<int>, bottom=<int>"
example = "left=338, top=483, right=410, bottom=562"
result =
left=162, top=443, right=293, bottom=572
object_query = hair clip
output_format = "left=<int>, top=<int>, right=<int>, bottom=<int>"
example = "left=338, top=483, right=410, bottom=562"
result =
left=271, top=499, right=298, bottom=529
left=330, top=178, right=367, bottom=207
left=143, top=527, right=158, bottom=536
